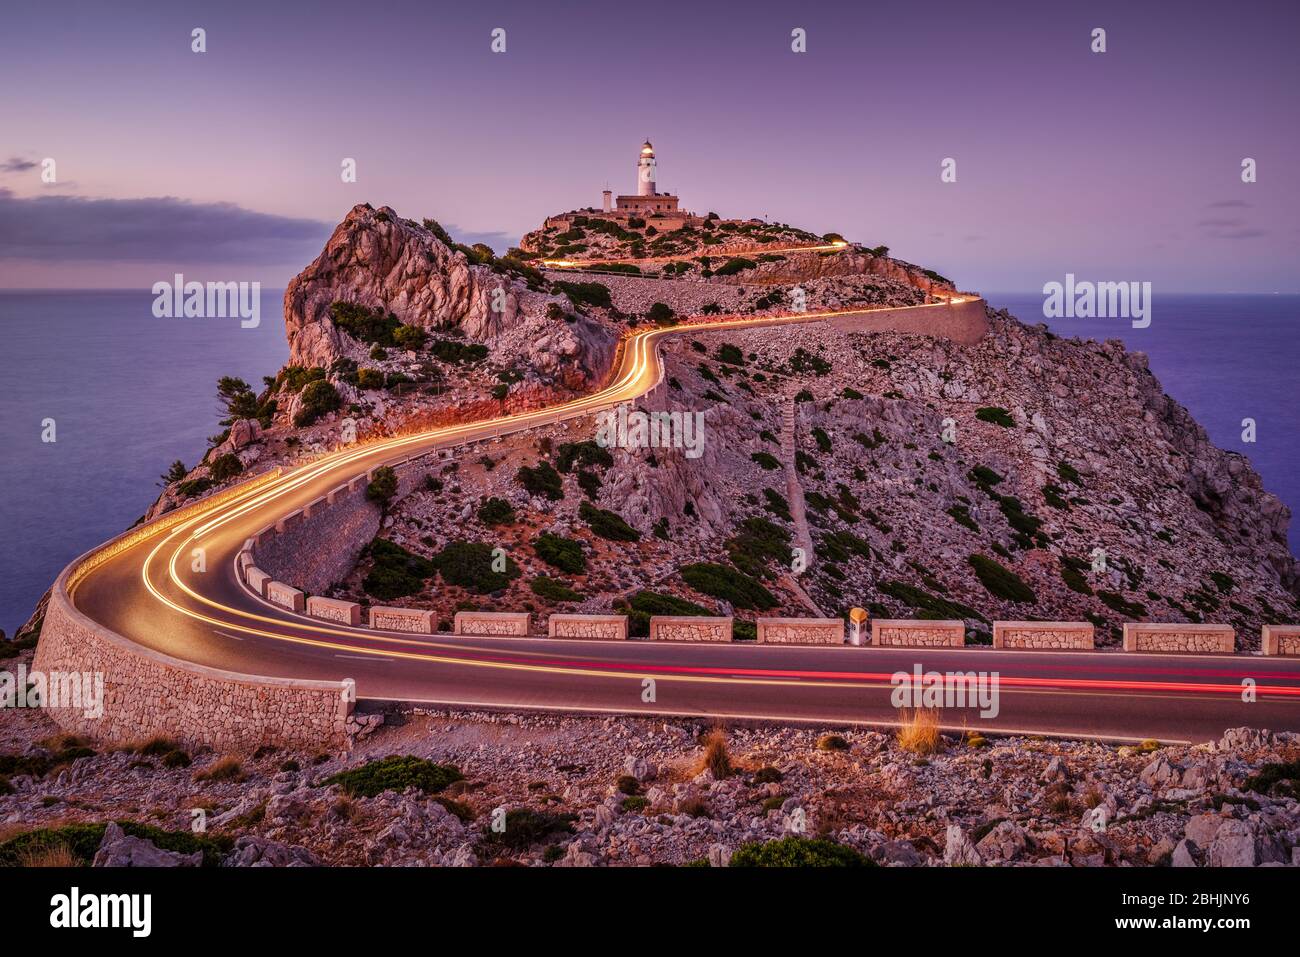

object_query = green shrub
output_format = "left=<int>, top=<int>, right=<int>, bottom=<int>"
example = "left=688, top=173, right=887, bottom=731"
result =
left=714, top=256, right=757, bottom=276
left=725, top=517, right=792, bottom=578
left=208, top=453, right=243, bottom=482
left=366, top=465, right=398, bottom=507
left=1061, top=564, right=1093, bottom=595
left=753, top=766, right=783, bottom=784
left=975, top=406, right=1015, bottom=428
left=356, top=367, right=384, bottom=389
left=533, top=532, right=587, bottom=574
left=0, top=822, right=229, bottom=867
left=1097, top=590, right=1147, bottom=618
left=750, top=451, right=781, bottom=470
left=579, top=501, right=640, bottom=541
left=293, top=379, right=341, bottom=427
left=716, top=343, right=744, bottom=366
left=554, top=280, right=612, bottom=309
left=555, top=441, right=613, bottom=473
left=363, top=538, right=436, bottom=600
left=329, top=301, right=400, bottom=345
left=392, top=324, right=428, bottom=350
left=730, top=836, right=873, bottom=868
left=1243, top=760, right=1300, bottom=800
left=477, top=497, right=516, bottom=526
left=429, top=338, right=488, bottom=364
left=433, top=540, right=520, bottom=594
left=968, top=554, right=1036, bottom=603
left=323, top=756, right=463, bottom=798
left=481, top=808, right=576, bottom=850
left=647, top=302, right=675, bottom=324
left=811, top=427, right=833, bottom=453
left=1057, top=460, right=1082, bottom=484
left=517, top=461, right=564, bottom=500
left=576, top=470, right=601, bottom=499
left=680, top=562, right=777, bottom=610
left=529, top=576, right=582, bottom=602
left=880, top=580, right=986, bottom=623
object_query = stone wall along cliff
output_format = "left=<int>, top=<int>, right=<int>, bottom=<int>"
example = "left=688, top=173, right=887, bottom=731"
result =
left=548, top=614, right=628, bottom=640
left=756, top=618, right=845, bottom=645
left=35, top=562, right=351, bottom=753
left=648, top=616, right=733, bottom=642
left=872, top=619, right=966, bottom=647
left=1122, top=623, right=1235, bottom=654
left=993, top=621, right=1095, bottom=651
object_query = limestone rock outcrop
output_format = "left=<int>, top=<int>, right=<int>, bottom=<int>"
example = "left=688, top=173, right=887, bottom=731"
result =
left=283, top=204, right=616, bottom=391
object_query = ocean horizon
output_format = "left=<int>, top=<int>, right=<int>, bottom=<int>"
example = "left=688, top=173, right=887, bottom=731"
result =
left=0, top=288, right=1296, bottom=633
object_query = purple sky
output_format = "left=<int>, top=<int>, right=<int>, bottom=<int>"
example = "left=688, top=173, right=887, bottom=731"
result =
left=1, top=0, right=1297, bottom=291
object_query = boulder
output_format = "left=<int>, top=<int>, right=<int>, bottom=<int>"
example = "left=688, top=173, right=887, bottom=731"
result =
left=92, top=822, right=202, bottom=868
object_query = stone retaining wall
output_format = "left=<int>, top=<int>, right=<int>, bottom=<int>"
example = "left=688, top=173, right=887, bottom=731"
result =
left=757, top=617, right=844, bottom=645
left=251, top=477, right=381, bottom=597
left=1261, top=625, right=1300, bottom=657
left=1122, top=623, right=1235, bottom=654
left=548, top=614, right=628, bottom=640
left=648, top=616, right=732, bottom=642
left=871, top=619, right=965, bottom=647
left=307, top=596, right=361, bottom=626
left=35, top=561, right=351, bottom=753
left=455, top=611, right=530, bottom=636
left=369, top=606, right=434, bottom=633
left=993, top=621, right=1094, bottom=651
left=266, top=580, right=305, bottom=613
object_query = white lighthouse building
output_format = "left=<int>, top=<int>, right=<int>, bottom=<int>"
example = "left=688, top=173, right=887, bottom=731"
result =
left=614, top=139, right=681, bottom=215
left=542, top=139, right=696, bottom=238
left=637, top=139, right=656, bottom=196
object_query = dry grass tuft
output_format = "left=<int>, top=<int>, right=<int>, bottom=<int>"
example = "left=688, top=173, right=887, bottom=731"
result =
left=19, top=842, right=80, bottom=867
left=194, top=755, right=245, bottom=783
left=697, top=728, right=733, bottom=779
left=896, top=709, right=943, bottom=755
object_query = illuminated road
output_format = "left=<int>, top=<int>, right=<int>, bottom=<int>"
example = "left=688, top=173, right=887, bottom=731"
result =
left=62, top=296, right=1300, bottom=744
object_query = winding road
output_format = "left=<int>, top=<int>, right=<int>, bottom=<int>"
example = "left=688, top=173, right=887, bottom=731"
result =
left=61, top=293, right=1300, bottom=744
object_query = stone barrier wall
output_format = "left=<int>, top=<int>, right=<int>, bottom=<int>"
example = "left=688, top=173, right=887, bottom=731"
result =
left=1261, top=625, right=1300, bottom=657
left=455, top=611, right=530, bottom=636
left=871, top=619, right=965, bottom=647
left=266, top=580, right=305, bottom=613
left=369, top=606, right=434, bottom=634
left=648, top=616, right=732, bottom=642
left=245, top=566, right=271, bottom=597
left=1122, top=623, right=1235, bottom=654
left=548, top=614, right=628, bottom=640
left=252, top=478, right=381, bottom=597
left=307, top=596, right=362, bottom=626
left=993, top=621, right=1094, bottom=651
left=35, top=562, right=351, bottom=753
left=757, top=617, right=844, bottom=645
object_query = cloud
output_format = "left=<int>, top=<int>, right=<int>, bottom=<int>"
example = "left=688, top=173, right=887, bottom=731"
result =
left=0, top=157, right=38, bottom=174
left=446, top=226, right=520, bottom=254
left=0, top=188, right=331, bottom=263
left=1195, top=214, right=1266, bottom=240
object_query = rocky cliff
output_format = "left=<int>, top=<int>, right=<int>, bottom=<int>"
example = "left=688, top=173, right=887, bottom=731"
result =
left=284, top=204, right=616, bottom=389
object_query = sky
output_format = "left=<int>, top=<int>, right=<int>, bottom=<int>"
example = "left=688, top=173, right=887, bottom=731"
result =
left=0, top=0, right=1297, bottom=291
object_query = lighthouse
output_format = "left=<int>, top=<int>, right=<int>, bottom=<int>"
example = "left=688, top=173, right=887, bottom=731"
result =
left=637, top=140, right=656, bottom=196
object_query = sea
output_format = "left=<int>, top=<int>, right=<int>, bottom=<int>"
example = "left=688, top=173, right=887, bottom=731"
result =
left=0, top=289, right=1296, bottom=632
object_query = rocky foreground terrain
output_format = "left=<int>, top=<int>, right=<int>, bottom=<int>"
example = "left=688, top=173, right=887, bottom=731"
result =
left=2, top=643, right=1298, bottom=867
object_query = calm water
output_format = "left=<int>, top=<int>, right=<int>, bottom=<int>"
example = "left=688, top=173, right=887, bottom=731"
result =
left=0, top=290, right=1296, bottom=633
left=0, top=290, right=288, bottom=634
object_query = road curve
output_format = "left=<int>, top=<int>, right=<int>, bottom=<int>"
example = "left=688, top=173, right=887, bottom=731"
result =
left=62, top=297, right=1300, bottom=744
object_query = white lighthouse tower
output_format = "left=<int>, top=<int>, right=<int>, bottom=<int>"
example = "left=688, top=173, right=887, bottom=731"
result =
left=636, top=139, right=657, bottom=196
